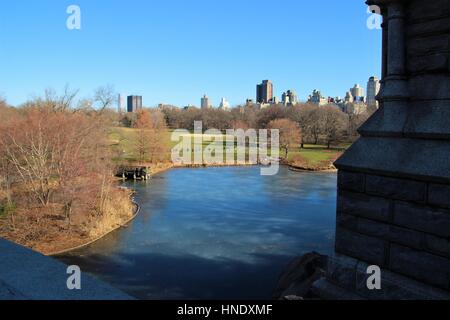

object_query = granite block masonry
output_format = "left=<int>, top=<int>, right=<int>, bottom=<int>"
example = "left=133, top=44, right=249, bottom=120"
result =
left=332, top=0, right=450, bottom=298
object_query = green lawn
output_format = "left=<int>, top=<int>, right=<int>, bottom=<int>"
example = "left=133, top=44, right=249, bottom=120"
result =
left=109, top=127, right=347, bottom=166
left=287, top=145, right=344, bottom=166
left=109, top=127, right=142, bottom=162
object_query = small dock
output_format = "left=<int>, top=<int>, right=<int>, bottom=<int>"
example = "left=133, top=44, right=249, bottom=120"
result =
left=116, top=166, right=151, bottom=181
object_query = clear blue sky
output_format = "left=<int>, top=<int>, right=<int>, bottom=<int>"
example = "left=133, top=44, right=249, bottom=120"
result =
left=0, top=0, right=381, bottom=108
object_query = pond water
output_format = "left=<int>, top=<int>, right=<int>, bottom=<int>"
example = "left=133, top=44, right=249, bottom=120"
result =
left=57, top=166, right=337, bottom=300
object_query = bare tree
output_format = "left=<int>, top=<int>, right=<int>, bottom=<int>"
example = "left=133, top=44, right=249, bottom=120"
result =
left=133, top=110, right=153, bottom=162
left=320, top=106, right=348, bottom=149
left=94, top=85, right=116, bottom=111
left=41, top=85, right=79, bottom=112
left=0, top=103, right=16, bottom=229
left=267, top=118, right=301, bottom=158
left=348, top=112, right=371, bottom=141
left=133, top=110, right=170, bottom=163
left=257, top=105, right=287, bottom=129
left=288, top=104, right=318, bottom=148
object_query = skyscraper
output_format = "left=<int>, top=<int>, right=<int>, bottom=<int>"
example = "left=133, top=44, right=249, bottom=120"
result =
left=282, top=90, right=298, bottom=105
left=350, top=84, right=365, bottom=103
left=256, top=80, right=273, bottom=104
left=201, top=94, right=212, bottom=110
left=127, top=95, right=143, bottom=113
left=117, top=94, right=125, bottom=113
left=345, top=91, right=354, bottom=103
left=219, top=98, right=230, bottom=111
left=366, top=76, right=381, bottom=108
left=308, top=89, right=327, bottom=106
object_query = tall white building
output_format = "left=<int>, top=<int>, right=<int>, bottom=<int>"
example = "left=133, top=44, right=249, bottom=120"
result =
left=367, top=76, right=381, bottom=108
left=117, top=94, right=125, bottom=113
left=219, top=98, right=231, bottom=111
left=346, top=84, right=365, bottom=106
left=282, top=90, right=298, bottom=106
left=350, top=84, right=365, bottom=101
left=201, top=94, right=212, bottom=110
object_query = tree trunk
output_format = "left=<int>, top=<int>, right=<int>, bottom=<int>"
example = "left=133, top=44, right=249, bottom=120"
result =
left=65, top=201, right=73, bottom=231
left=6, top=181, right=15, bottom=231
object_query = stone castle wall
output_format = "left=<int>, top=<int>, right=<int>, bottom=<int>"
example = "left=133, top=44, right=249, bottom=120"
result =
left=336, top=170, right=450, bottom=290
left=334, top=0, right=450, bottom=293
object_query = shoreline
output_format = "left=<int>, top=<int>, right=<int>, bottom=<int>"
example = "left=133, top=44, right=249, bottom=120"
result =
left=149, top=161, right=337, bottom=176
left=46, top=200, right=141, bottom=257
left=288, top=165, right=337, bottom=173
left=46, top=162, right=335, bottom=256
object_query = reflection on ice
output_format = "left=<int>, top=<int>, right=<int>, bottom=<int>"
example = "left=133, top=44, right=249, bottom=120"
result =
left=58, top=166, right=337, bottom=300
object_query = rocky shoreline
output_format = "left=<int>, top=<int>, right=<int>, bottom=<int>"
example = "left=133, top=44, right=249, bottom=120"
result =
left=273, top=252, right=328, bottom=300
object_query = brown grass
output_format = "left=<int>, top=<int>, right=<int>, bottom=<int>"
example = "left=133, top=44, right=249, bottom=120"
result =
left=0, top=187, right=134, bottom=255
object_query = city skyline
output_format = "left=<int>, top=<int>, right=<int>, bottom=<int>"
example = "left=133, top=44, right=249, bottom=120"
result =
left=0, top=0, right=381, bottom=107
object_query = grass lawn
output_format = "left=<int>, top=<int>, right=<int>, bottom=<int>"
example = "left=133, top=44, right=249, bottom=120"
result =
left=287, top=145, right=344, bottom=167
left=109, top=127, right=347, bottom=166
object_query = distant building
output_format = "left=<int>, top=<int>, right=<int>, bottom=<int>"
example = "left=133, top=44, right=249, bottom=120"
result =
left=219, top=98, right=231, bottom=111
left=328, top=96, right=344, bottom=104
left=127, top=95, right=143, bottom=113
left=345, top=91, right=354, bottom=104
left=341, top=85, right=368, bottom=115
left=246, top=99, right=254, bottom=107
left=183, top=104, right=197, bottom=110
left=271, top=96, right=280, bottom=104
left=282, top=93, right=290, bottom=105
left=258, top=103, right=271, bottom=110
left=282, top=90, right=298, bottom=106
left=350, top=84, right=365, bottom=104
left=329, top=96, right=346, bottom=112
left=256, top=80, right=274, bottom=104
left=308, top=89, right=328, bottom=106
left=159, top=103, right=179, bottom=110
left=366, top=76, right=381, bottom=108
left=344, top=103, right=368, bottom=115
left=117, top=94, right=125, bottom=113
left=201, top=94, right=212, bottom=110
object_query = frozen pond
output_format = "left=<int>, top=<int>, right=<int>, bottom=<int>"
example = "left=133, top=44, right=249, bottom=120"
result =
left=57, top=166, right=337, bottom=299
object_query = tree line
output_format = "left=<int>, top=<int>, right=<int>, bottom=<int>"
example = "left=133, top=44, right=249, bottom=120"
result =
left=160, top=103, right=373, bottom=149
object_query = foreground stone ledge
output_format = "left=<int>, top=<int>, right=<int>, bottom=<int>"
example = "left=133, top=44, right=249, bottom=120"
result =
left=0, top=238, right=133, bottom=300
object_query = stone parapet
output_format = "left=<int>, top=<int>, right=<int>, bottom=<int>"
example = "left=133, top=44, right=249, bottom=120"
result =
left=0, top=239, right=133, bottom=300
